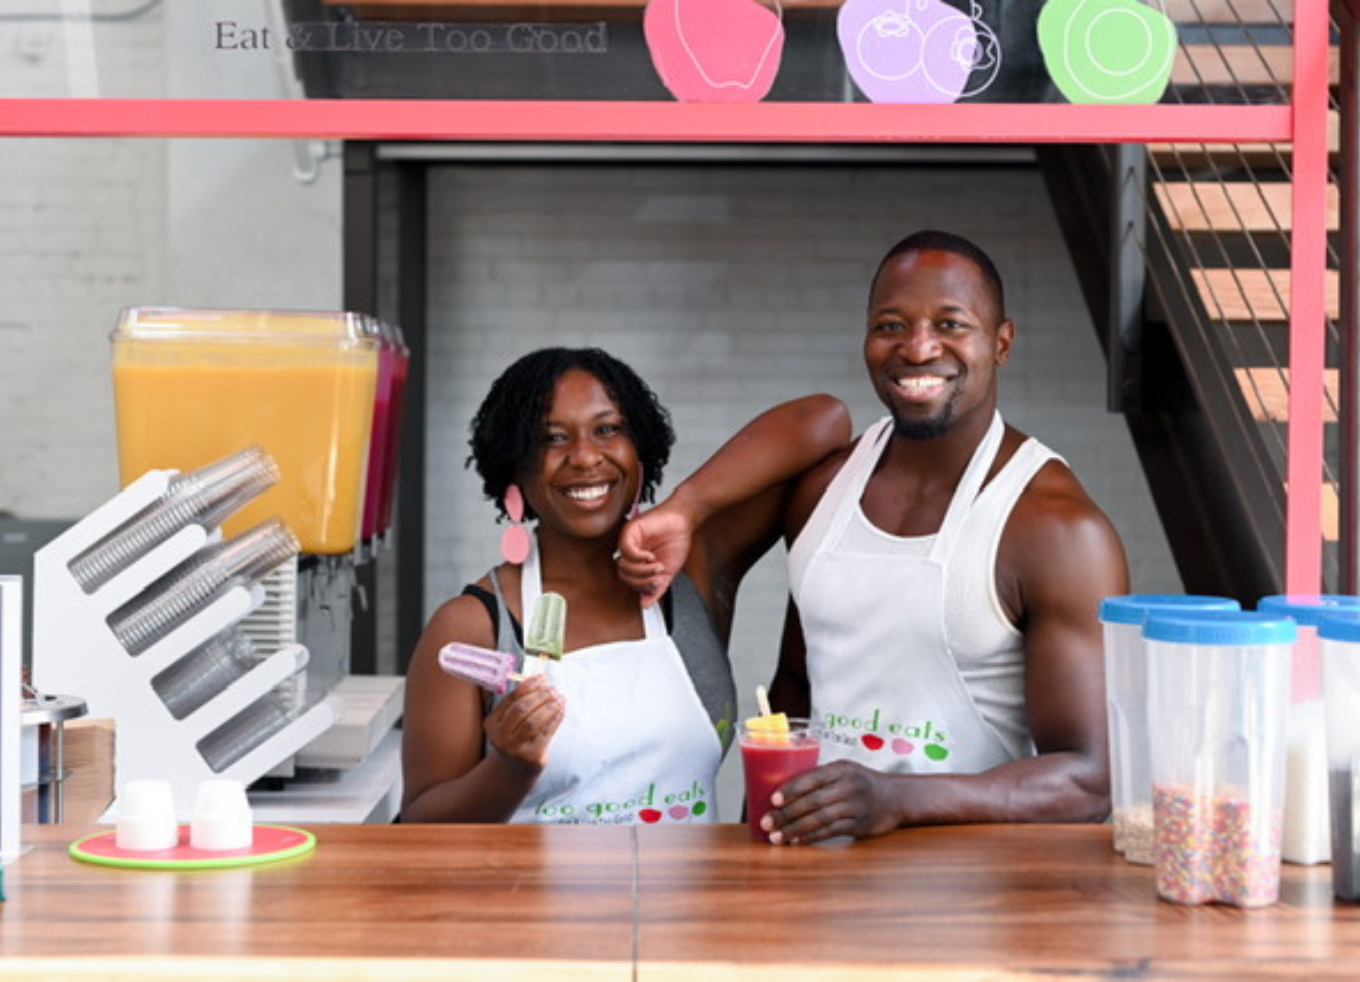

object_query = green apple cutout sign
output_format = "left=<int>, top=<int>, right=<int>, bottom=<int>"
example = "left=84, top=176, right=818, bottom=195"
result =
left=1038, top=0, right=1177, bottom=104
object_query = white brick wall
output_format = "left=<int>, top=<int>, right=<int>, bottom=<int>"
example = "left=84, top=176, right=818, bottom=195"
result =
left=0, top=133, right=166, bottom=516
left=425, top=162, right=1180, bottom=607
left=421, top=161, right=1182, bottom=818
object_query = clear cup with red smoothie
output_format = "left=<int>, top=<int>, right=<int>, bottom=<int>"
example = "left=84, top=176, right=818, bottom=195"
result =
left=738, top=717, right=821, bottom=842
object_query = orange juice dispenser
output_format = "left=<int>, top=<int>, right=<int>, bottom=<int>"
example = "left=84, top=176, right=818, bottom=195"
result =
left=110, top=307, right=379, bottom=557
left=110, top=307, right=381, bottom=730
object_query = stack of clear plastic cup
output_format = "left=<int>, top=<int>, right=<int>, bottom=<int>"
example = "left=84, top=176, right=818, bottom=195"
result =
left=1319, top=610, right=1360, bottom=901
left=1256, top=595, right=1360, bottom=865
left=67, top=445, right=278, bottom=594
left=1145, top=610, right=1295, bottom=908
left=106, top=518, right=299, bottom=655
left=1099, top=594, right=1240, bottom=863
left=196, top=688, right=299, bottom=773
left=151, top=628, right=259, bottom=720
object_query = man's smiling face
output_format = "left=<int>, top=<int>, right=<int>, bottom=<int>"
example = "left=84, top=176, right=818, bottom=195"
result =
left=863, top=248, right=1013, bottom=441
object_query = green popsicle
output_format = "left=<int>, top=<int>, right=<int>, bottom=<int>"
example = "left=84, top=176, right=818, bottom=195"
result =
left=525, top=591, right=567, bottom=664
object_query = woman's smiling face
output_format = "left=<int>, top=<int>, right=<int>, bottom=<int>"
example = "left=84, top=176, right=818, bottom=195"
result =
left=519, top=368, right=640, bottom=540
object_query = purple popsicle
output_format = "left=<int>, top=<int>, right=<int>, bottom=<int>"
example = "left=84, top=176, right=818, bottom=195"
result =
left=438, top=642, right=522, bottom=694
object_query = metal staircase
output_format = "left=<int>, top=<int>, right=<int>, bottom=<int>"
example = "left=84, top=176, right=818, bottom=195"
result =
left=1040, top=0, right=1346, bottom=601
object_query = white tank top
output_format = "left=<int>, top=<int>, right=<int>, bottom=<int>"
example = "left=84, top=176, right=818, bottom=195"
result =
left=788, top=413, right=1061, bottom=772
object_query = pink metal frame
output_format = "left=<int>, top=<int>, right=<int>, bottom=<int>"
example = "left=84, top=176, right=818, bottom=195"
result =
left=0, top=3, right=1332, bottom=591
left=0, top=99, right=1289, bottom=143
left=1287, top=0, right=1331, bottom=595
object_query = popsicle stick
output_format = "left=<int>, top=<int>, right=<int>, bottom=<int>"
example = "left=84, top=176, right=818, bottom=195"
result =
left=756, top=685, right=772, bottom=717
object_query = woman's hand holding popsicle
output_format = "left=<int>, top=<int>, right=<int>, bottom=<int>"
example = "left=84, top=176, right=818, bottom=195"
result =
left=484, top=676, right=565, bottom=774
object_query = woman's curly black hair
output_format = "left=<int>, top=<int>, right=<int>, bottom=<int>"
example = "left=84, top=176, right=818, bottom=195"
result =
left=467, top=347, right=675, bottom=520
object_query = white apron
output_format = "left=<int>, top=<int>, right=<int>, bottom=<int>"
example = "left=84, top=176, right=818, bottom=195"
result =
left=791, top=412, right=1018, bottom=774
left=510, top=539, right=722, bottom=825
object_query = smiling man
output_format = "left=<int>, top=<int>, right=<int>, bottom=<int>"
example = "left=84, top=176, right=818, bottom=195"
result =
left=764, top=229, right=1129, bottom=842
left=620, top=229, right=1130, bottom=842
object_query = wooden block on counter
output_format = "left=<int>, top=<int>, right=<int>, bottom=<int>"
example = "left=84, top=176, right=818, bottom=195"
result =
left=58, top=717, right=116, bottom=826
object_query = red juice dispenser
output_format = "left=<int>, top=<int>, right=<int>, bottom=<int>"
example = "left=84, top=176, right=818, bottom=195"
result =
left=377, top=324, right=410, bottom=538
left=359, top=315, right=395, bottom=544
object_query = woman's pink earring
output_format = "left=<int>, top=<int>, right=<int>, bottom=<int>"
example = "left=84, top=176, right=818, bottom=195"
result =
left=500, top=484, right=532, bottom=564
left=628, top=466, right=644, bottom=521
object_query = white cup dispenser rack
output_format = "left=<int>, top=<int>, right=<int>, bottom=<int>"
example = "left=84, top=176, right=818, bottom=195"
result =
left=32, top=446, right=342, bottom=819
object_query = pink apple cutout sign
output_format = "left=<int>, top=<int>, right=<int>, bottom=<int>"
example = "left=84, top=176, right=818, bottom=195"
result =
left=837, top=0, right=1001, bottom=104
left=644, top=0, right=785, bottom=102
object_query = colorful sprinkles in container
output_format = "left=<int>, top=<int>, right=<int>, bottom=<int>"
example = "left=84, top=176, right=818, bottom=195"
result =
left=1154, top=783, right=1283, bottom=907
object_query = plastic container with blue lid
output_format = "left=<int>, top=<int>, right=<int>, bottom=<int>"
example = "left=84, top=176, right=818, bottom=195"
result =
left=1145, top=609, right=1294, bottom=907
left=1256, top=596, right=1360, bottom=866
left=1099, top=593, right=1241, bottom=625
left=1261, top=594, right=1360, bottom=625
left=1319, top=609, right=1360, bottom=643
left=1142, top=610, right=1297, bottom=646
left=1098, top=594, right=1240, bottom=864
left=1318, top=609, right=1360, bottom=901
left=1258, top=595, right=1360, bottom=702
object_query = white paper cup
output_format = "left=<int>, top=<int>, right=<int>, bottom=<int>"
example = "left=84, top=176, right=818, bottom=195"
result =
left=116, top=779, right=179, bottom=851
left=190, top=779, right=254, bottom=851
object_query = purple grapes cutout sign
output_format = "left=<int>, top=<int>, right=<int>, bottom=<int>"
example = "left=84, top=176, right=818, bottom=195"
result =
left=837, top=0, right=1001, bottom=103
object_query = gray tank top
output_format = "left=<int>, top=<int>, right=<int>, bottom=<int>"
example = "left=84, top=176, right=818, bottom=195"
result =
left=468, top=569, right=737, bottom=752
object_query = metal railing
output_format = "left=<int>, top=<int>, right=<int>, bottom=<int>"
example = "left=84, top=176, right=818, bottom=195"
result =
left=1133, top=0, right=1345, bottom=589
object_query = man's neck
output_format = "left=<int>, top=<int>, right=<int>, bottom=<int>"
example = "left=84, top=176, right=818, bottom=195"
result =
left=863, top=409, right=997, bottom=538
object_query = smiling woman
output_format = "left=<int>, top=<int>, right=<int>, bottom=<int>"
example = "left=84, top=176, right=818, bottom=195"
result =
left=399, top=346, right=851, bottom=825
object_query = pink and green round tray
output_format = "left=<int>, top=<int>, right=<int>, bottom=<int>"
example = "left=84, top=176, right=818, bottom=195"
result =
left=69, top=824, right=315, bottom=870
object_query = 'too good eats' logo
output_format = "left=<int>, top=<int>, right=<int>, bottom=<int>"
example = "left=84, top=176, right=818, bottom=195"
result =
left=535, top=779, right=711, bottom=823
left=823, top=708, right=950, bottom=761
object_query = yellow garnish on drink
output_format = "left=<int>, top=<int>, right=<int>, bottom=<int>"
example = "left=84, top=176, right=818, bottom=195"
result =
left=746, top=686, right=791, bottom=744
left=744, top=712, right=790, bottom=745
left=745, top=711, right=789, bottom=733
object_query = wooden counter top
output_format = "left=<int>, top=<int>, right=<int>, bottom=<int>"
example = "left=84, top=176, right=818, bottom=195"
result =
left=4, top=823, right=1360, bottom=979
left=2, top=824, right=634, bottom=980
left=634, top=824, right=1360, bottom=978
